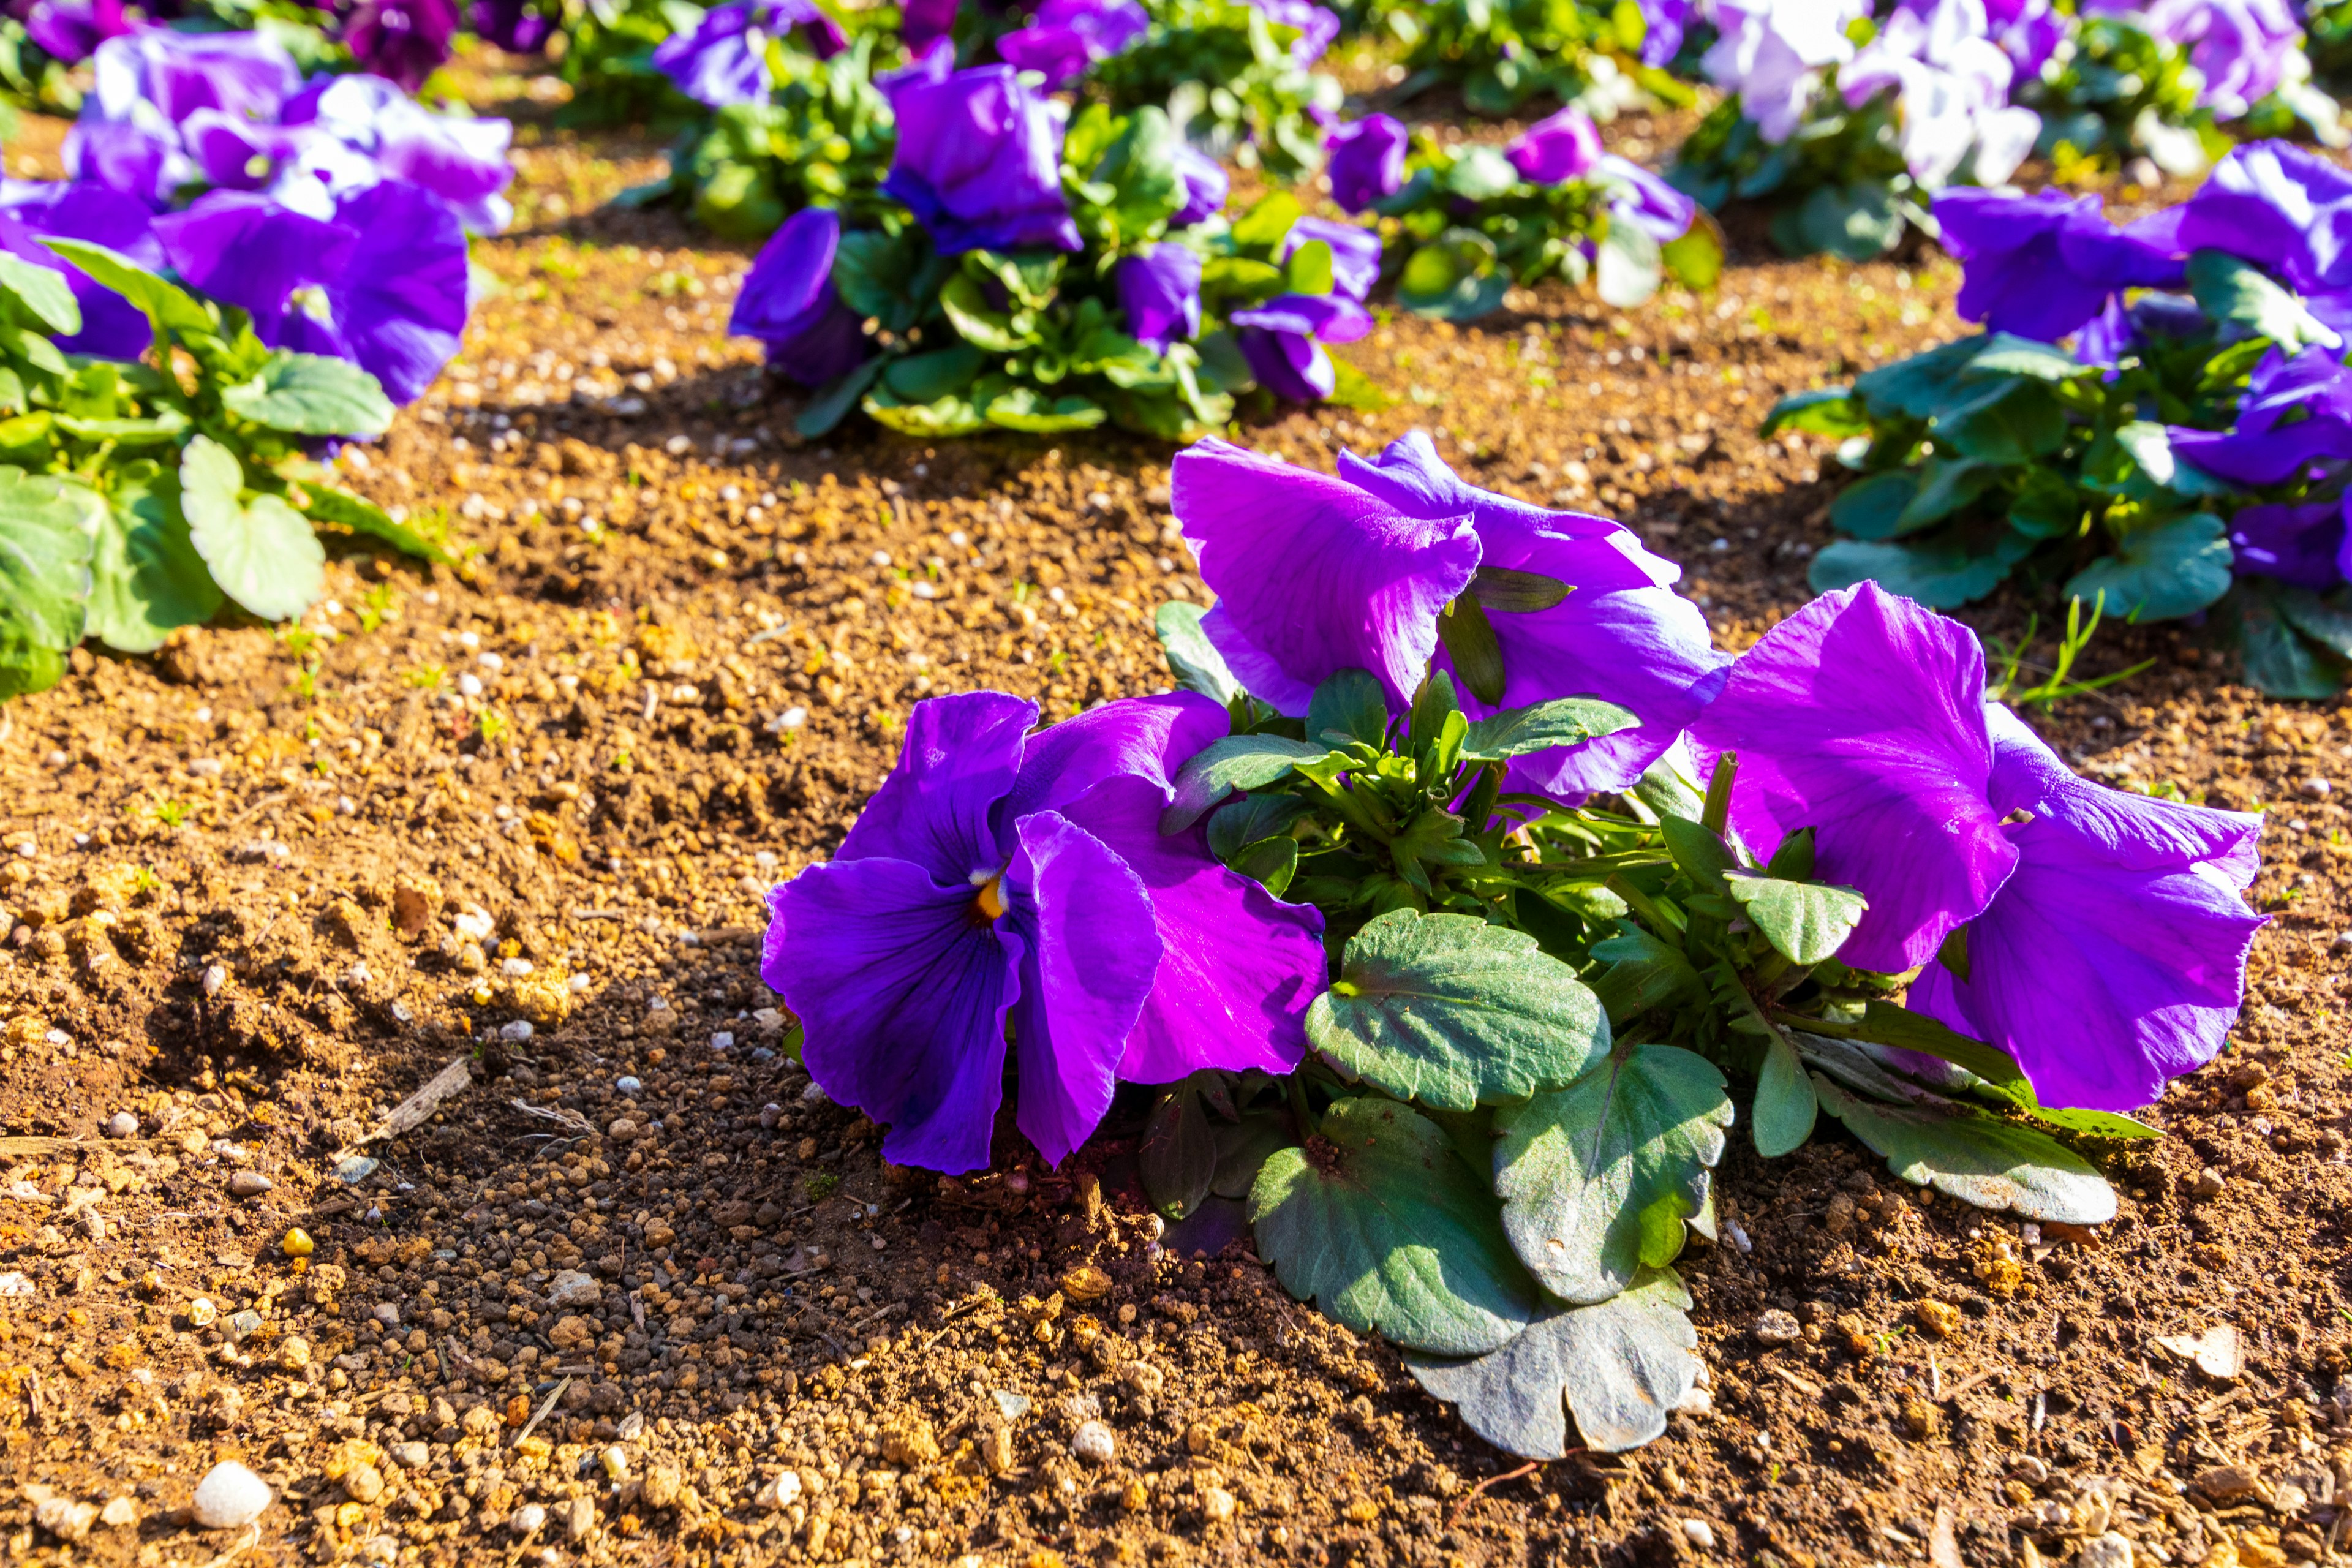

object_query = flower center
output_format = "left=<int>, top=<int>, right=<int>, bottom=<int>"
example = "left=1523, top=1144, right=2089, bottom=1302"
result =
left=970, top=871, right=1006, bottom=921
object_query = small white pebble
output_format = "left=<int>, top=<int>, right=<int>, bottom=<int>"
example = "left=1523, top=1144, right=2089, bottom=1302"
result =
left=457, top=673, right=484, bottom=698
left=1681, top=1519, right=1715, bottom=1551
left=1071, top=1421, right=1115, bottom=1466
left=499, top=1020, right=534, bottom=1042
left=192, top=1462, right=271, bottom=1529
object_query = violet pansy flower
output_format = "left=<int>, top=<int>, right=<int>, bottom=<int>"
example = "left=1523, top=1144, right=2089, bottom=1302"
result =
left=2084, top=0, right=2302, bottom=119
left=1283, top=214, right=1380, bottom=300
left=0, top=180, right=160, bottom=360
left=345, top=0, right=461, bottom=93
left=731, top=206, right=871, bottom=385
left=1906, top=703, right=2263, bottom=1112
left=1325, top=114, right=1406, bottom=214
left=1506, top=105, right=1602, bottom=187
left=1230, top=292, right=1369, bottom=402
left=2226, top=499, right=2347, bottom=590
left=762, top=691, right=1325, bottom=1172
left=1838, top=0, right=2039, bottom=188
left=1635, top=0, right=1691, bottom=67
left=1702, top=0, right=1868, bottom=145
left=273, top=73, right=516, bottom=232
left=1115, top=242, right=1200, bottom=353
left=1687, top=581, right=2019, bottom=974
left=2163, top=141, right=2352, bottom=300
left=997, top=0, right=1148, bottom=88
left=1244, top=0, right=1338, bottom=65
left=1935, top=186, right=2185, bottom=344
left=2169, top=345, right=2352, bottom=485
left=902, top=0, right=960, bottom=52
left=24, top=0, right=136, bottom=66
left=1597, top=154, right=1698, bottom=243
left=69, top=28, right=303, bottom=205
left=652, top=0, right=848, bottom=108
left=1172, top=143, right=1227, bottom=225
left=1171, top=433, right=1728, bottom=799
left=473, top=0, right=554, bottom=53
left=1988, top=0, right=2063, bottom=74
left=882, top=62, right=1079, bottom=254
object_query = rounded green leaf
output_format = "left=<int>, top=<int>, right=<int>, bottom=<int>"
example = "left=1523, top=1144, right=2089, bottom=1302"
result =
left=1752, top=1033, right=1818, bottom=1158
left=86, top=467, right=220, bottom=653
left=1722, top=870, right=1868, bottom=965
left=0, top=466, right=99, bottom=697
left=219, top=352, right=395, bottom=439
left=1493, top=1044, right=1733, bottom=1304
left=1249, top=1095, right=1538, bottom=1357
left=1809, top=1073, right=2116, bottom=1223
left=1308, top=909, right=1610, bottom=1112
left=179, top=434, right=323, bottom=624
left=1161, top=733, right=1333, bottom=832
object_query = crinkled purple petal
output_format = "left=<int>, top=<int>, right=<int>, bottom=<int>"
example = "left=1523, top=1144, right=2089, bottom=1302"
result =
left=2170, top=140, right=2352, bottom=296
left=732, top=205, right=869, bottom=383
left=1172, top=435, right=1480, bottom=714
left=1000, top=808, right=1160, bottom=1166
left=1114, top=241, right=1200, bottom=353
left=1688, top=580, right=2018, bottom=973
left=1326, top=113, right=1408, bottom=213
left=763, top=857, right=1020, bottom=1173
left=305, top=178, right=470, bottom=405
left=2233, top=502, right=2348, bottom=588
left=1235, top=326, right=1330, bottom=404
left=0, top=180, right=160, bottom=359
left=1598, top=153, right=1696, bottom=243
left=1001, top=690, right=1230, bottom=822
left=882, top=62, right=1079, bottom=254
left=1936, top=186, right=2180, bottom=342
left=2168, top=419, right=2352, bottom=486
left=1229, top=290, right=1370, bottom=342
left=1637, top=0, right=1689, bottom=66
left=1906, top=703, right=2263, bottom=1111
left=61, top=118, right=175, bottom=208
left=1506, top=105, right=1601, bottom=186
left=26, top=0, right=134, bottom=65
left=902, top=0, right=960, bottom=50
left=838, top=689, right=1033, bottom=880
left=1172, top=143, right=1227, bottom=225
left=154, top=190, right=354, bottom=328
left=182, top=110, right=311, bottom=190
left=651, top=1, right=771, bottom=106
left=1057, top=774, right=1324, bottom=1083
left=999, top=0, right=1146, bottom=85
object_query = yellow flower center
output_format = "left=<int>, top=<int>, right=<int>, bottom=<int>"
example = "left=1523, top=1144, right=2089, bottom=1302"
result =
left=973, top=875, right=1007, bottom=922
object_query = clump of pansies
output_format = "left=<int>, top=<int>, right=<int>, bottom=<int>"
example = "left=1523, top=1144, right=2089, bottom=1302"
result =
left=727, top=52, right=1378, bottom=437
left=763, top=428, right=2260, bottom=1460
left=1775, top=138, right=2352, bottom=698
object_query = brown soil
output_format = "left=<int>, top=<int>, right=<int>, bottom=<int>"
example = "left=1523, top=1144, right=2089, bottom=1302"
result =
left=1, top=66, right=2350, bottom=1568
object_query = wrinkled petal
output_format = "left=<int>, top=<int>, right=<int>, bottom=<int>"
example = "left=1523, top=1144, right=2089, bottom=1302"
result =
left=0, top=180, right=160, bottom=359
left=1173, top=436, right=1480, bottom=714
left=1002, top=690, right=1230, bottom=822
left=2168, top=419, right=2352, bottom=486
left=1229, top=290, right=1370, bottom=342
left=883, top=63, right=1080, bottom=254
left=154, top=191, right=356, bottom=328
left=1327, top=113, right=1408, bottom=213
left=839, top=690, right=1034, bottom=880
left=1597, top=154, right=1695, bottom=242
left=1907, top=704, right=2263, bottom=1111
left=1235, top=325, right=1332, bottom=404
left=1057, top=774, right=1324, bottom=1082
left=1172, top=143, right=1227, bottom=225
left=309, top=179, right=470, bottom=405
left=345, top=0, right=460, bottom=92
left=1115, top=241, right=1200, bottom=353
left=1507, top=105, right=1602, bottom=186
left=2170, top=140, right=2352, bottom=296
left=731, top=205, right=869, bottom=382
left=1001, top=809, right=1160, bottom=1166
left=764, top=857, right=1020, bottom=1173
left=1688, top=581, right=2018, bottom=973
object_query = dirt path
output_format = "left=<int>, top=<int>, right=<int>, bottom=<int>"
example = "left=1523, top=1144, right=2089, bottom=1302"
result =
left=0, top=89, right=2347, bottom=1568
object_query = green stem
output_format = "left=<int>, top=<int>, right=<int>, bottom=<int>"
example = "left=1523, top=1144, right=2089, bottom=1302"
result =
left=1701, top=750, right=1738, bottom=837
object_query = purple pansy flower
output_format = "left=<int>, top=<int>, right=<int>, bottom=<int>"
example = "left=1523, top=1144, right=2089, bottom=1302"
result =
left=1171, top=433, right=1728, bottom=798
left=1172, top=143, right=1227, bottom=225
left=1906, top=703, right=2263, bottom=1112
left=273, top=73, right=516, bottom=232
left=1243, top=0, right=1337, bottom=65
left=1597, top=153, right=1697, bottom=243
left=1935, top=186, right=2185, bottom=343
left=761, top=690, right=1327, bottom=1172
left=1637, top=0, right=1691, bottom=66
left=2226, top=499, right=2348, bottom=590
left=1989, top=0, right=2063, bottom=74
left=902, top=0, right=960, bottom=51
left=1325, top=114, right=1406, bottom=214
left=1506, top=105, right=1602, bottom=187
left=1283, top=214, right=1379, bottom=300
left=881, top=62, right=1079, bottom=254
left=1702, top=0, right=1868, bottom=145
left=0, top=179, right=159, bottom=359
left=23, top=0, right=136, bottom=66
left=345, top=0, right=461, bottom=92
left=997, top=0, right=1147, bottom=88
left=652, top=0, right=848, bottom=108
left=156, top=180, right=468, bottom=406
left=2162, top=141, right=2352, bottom=300
left=731, top=206, right=871, bottom=385
left=1687, top=581, right=2019, bottom=975
left=70, top=28, right=303, bottom=205
left=2084, top=0, right=2301, bottom=118
left=1838, top=0, right=2040, bottom=187
left=2170, top=345, right=2352, bottom=485
left=473, top=0, right=553, bottom=53
left=1115, top=242, right=1200, bottom=353
left=1231, top=291, right=1369, bottom=401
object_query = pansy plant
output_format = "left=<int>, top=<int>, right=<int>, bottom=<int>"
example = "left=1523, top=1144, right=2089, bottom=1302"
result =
left=1357, top=0, right=1686, bottom=119
left=763, top=434, right=2261, bottom=1460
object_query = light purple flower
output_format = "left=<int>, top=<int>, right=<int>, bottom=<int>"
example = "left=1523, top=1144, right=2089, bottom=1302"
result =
left=345, top=0, right=461, bottom=93
left=1702, top=0, right=1868, bottom=145
left=1506, top=105, right=1601, bottom=187
left=1170, top=433, right=1728, bottom=797
left=1637, top=0, right=1691, bottom=66
left=997, top=0, right=1147, bottom=87
left=69, top=28, right=302, bottom=205
left=2169, top=345, right=2352, bottom=484
left=1173, top=143, right=1227, bottom=225
left=1597, top=153, right=1697, bottom=243
left=2085, top=0, right=2302, bottom=118
left=156, top=180, right=468, bottom=405
left=761, top=690, right=1325, bottom=1173
left=652, top=0, right=848, bottom=108
left=2160, top=140, right=2352, bottom=299
left=24, top=0, right=135, bottom=66
left=0, top=179, right=159, bottom=359
left=275, top=74, right=515, bottom=232
left=1936, top=186, right=2185, bottom=343
left=2227, top=499, right=2347, bottom=590
left=1325, top=113, right=1406, bottom=214
left=1244, top=0, right=1337, bottom=65
left=882, top=62, right=1079, bottom=254
left=1687, top=581, right=2020, bottom=975
left=731, top=206, right=870, bottom=385
left=1115, top=241, right=1200, bottom=353
left=1838, top=0, right=2038, bottom=187
left=1282, top=214, right=1379, bottom=300
left=1989, top=0, right=2064, bottom=74
left=1231, top=291, right=1369, bottom=401
left=1906, top=703, right=2263, bottom=1112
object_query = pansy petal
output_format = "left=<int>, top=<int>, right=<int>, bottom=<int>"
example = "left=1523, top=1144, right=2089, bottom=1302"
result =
left=763, top=858, right=1019, bottom=1174
left=1003, top=690, right=1230, bottom=821
left=1172, top=437, right=1480, bottom=714
left=1688, top=581, right=2017, bottom=972
left=839, top=690, right=1036, bottom=881
left=1001, top=809, right=1161, bottom=1166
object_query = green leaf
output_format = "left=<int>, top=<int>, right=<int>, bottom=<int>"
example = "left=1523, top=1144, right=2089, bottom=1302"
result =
left=1810, top=1074, right=2117, bottom=1223
left=43, top=238, right=214, bottom=337
left=220, top=352, right=395, bottom=437
left=1469, top=567, right=1571, bottom=612
left=1493, top=1044, right=1732, bottom=1303
left=1283, top=238, right=1335, bottom=298
left=2186, top=249, right=2342, bottom=352
left=795, top=357, right=885, bottom=438
left=1207, top=794, right=1314, bottom=864
left=832, top=229, right=948, bottom=334
left=298, top=484, right=450, bottom=564
left=1596, top=221, right=1664, bottom=309
left=1140, top=1083, right=1217, bottom=1220
left=1830, top=471, right=1921, bottom=541
left=1459, top=698, right=1636, bottom=761
left=1229, top=190, right=1302, bottom=251
left=1897, top=456, right=2005, bottom=529
left=2063, top=512, right=2233, bottom=622
left=883, top=344, right=986, bottom=404
left=1659, top=219, right=1723, bottom=293
left=1398, top=230, right=1509, bottom=323
left=1809, top=530, right=2034, bottom=609
left=1212, top=1109, right=1295, bottom=1199
left=1932, top=380, right=2065, bottom=465
left=1792, top=181, right=1905, bottom=262
left=53, top=411, right=187, bottom=445
left=1818, top=1004, right=2161, bottom=1140
left=981, top=386, right=1107, bottom=432
left=0, top=252, right=78, bottom=336
left=1308, top=908, right=1611, bottom=1112
left=1962, top=334, right=2099, bottom=382
left=1306, top=667, right=1387, bottom=748
left=1853, top=335, right=1992, bottom=420
left=1161, top=734, right=1334, bottom=832
left=0, top=466, right=98, bottom=698
left=1752, top=1033, right=1817, bottom=1158
left=1155, top=599, right=1240, bottom=704
left=178, top=435, right=323, bottom=624
left=2233, top=580, right=2345, bottom=698
left=1588, top=927, right=1702, bottom=1023
left=1228, top=834, right=1299, bottom=894
left=1438, top=145, right=1520, bottom=200
left=1437, top=594, right=1505, bottom=706
left=1249, top=1095, right=1538, bottom=1357
left=1093, top=105, right=1184, bottom=232
left=85, top=466, right=218, bottom=653
left=2111, top=421, right=2238, bottom=497
left=1762, top=388, right=1868, bottom=441
left=938, top=274, right=1034, bottom=354
left=862, top=387, right=986, bottom=437
left=1659, top=815, right=1736, bottom=888
left=1721, top=872, right=1867, bottom=964
left=1404, top=1270, right=1700, bottom=1458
